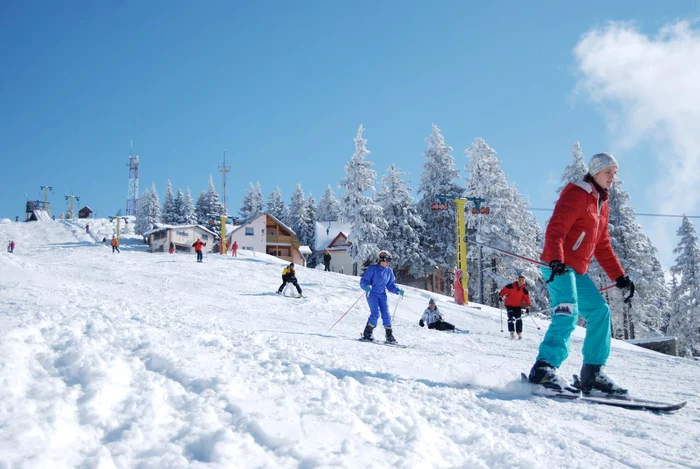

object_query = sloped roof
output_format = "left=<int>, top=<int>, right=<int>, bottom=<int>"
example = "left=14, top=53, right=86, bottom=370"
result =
left=314, top=221, right=352, bottom=250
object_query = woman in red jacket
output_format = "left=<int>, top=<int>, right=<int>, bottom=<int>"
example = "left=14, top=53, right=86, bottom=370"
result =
left=499, top=274, right=530, bottom=339
left=528, top=152, right=635, bottom=396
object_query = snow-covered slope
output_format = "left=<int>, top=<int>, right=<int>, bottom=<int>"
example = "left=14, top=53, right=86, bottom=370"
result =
left=1, top=219, right=698, bottom=468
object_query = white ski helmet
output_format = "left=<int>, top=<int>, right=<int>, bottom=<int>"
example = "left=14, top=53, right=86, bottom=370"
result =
left=378, top=250, right=392, bottom=262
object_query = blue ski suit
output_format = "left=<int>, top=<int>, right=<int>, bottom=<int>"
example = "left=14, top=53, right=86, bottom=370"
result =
left=360, top=263, right=401, bottom=327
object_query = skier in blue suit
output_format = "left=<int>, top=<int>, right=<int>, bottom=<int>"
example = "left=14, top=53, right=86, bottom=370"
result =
left=360, top=250, right=404, bottom=343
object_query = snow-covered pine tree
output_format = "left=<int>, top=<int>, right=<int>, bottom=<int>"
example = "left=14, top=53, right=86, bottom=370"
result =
left=239, top=182, right=264, bottom=222
left=317, top=185, right=340, bottom=222
left=184, top=188, right=198, bottom=225
left=417, top=124, right=462, bottom=294
left=287, top=184, right=306, bottom=235
left=195, top=191, right=208, bottom=225
left=668, top=216, right=700, bottom=356
left=173, top=189, right=186, bottom=225
left=607, top=177, right=671, bottom=338
left=267, top=186, right=286, bottom=221
left=134, top=184, right=162, bottom=238
left=339, top=125, right=387, bottom=271
left=162, top=180, right=177, bottom=225
left=558, top=141, right=587, bottom=193
left=302, top=193, right=318, bottom=266
left=464, top=137, right=544, bottom=308
left=377, top=164, right=427, bottom=279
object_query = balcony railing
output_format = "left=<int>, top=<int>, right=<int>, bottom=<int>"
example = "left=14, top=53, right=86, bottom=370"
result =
left=266, top=235, right=300, bottom=245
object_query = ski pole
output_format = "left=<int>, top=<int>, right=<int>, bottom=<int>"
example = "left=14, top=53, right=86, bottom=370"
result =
left=391, top=295, right=403, bottom=321
left=527, top=312, right=540, bottom=330
left=468, top=239, right=618, bottom=293
left=499, top=303, right=504, bottom=332
left=327, top=291, right=366, bottom=333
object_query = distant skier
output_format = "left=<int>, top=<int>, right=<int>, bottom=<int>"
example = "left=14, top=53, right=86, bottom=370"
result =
left=192, top=238, right=206, bottom=262
left=8, top=240, right=15, bottom=253
left=277, top=263, right=303, bottom=296
left=169, top=242, right=175, bottom=255
left=102, top=236, right=107, bottom=245
left=231, top=240, right=238, bottom=257
left=499, top=274, right=530, bottom=339
left=323, top=250, right=332, bottom=271
left=15, top=216, right=18, bottom=222
left=110, top=235, right=120, bottom=253
left=360, top=250, right=404, bottom=343
left=86, top=224, right=90, bottom=234
left=528, top=152, right=635, bottom=396
left=419, top=298, right=455, bottom=331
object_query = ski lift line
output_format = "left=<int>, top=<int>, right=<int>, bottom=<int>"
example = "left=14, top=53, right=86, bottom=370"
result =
left=529, top=207, right=699, bottom=219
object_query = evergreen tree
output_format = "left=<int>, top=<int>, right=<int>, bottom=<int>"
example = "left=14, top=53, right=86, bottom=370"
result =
left=317, top=185, right=340, bottom=222
left=464, top=137, right=544, bottom=308
left=195, top=176, right=224, bottom=234
left=377, top=164, right=427, bottom=278
left=669, top=216, right=700, bottom=356
left=239, top=182, right=264, bottom=222
left=162, top=180, right=177, bottom=225
left=302, top=194, right=317, bottom=265
left=287, top=184, right=306, bottom=235
left=134, top=185, right=162, bottom=237
left=339, top=125, right=387, bottom=269
left=173, top=189, right=186, bottom=225
left=184, top=188, right=197, bottom=225
left=558, top=141, right=588, bottom=194
left=607, top=178, right=671, bottom=338
left=417, top=124, right=462, bottom=293
left=267, top=186, right=286, bottom=220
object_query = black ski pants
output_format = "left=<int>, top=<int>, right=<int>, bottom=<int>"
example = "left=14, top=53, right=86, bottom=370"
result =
left=278, top=274, right=302, bottom=294
left=112, top=245, right=120, bottom=253
left=428, top=320, right=455, bottom=331
left=196, top=250, right=203, bottom=262
left=324, top=261, right=331, bottom=272
left=507, top=307, right=523, bottom=333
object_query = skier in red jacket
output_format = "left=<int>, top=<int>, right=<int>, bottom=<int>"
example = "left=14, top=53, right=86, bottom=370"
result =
left=499, top=274, right=530, bottom=339
left=192, top=238, right=206, bottom=263
left=528, top=152, right=635, bottom=396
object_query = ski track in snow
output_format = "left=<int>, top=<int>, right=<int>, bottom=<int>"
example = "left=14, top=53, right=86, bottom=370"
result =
left=1, top=218, right=699, bottom=469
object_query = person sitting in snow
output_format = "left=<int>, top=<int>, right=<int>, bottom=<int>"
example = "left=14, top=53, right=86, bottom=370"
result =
left=277, top=263, right=303, bottom=296
left=419, top=298, right=455, bottom=331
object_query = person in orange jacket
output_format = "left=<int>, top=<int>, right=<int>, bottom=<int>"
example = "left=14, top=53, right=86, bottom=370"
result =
left=499, top=274, right=530, bottom=339
left=110, top=235, right=120, bottom=253
left=231, top=240, right=238, bottom=257
left=192, top=238, right=206, bottom=263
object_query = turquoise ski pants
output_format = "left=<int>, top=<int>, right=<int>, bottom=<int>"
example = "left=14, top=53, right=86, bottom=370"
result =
left=537, top=267, right=611, bottom=368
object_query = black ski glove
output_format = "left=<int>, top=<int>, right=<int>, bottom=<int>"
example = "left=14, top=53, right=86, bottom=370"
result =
left=419, top=320, right=425, bottom=327
left=549, top=260, right=568, bottom=276
left=615, top=275, right=632, bottom=289
left=546, top=260, right=568, bottom=283
left=615, top=275, right=635, bottom=303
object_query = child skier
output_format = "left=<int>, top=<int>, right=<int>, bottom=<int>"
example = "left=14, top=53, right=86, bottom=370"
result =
left=360, top=250, right=404, bottom=343
left=419, top=298, right=455, bottom=331
left=277, top=263, right=303, bottom=296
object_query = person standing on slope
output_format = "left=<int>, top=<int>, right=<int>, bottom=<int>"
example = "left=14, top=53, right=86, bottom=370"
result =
left=499, top=274, right=530, bottom=339
left=528, top=152, right=635, bottom=396
left=360, top=250, right=404, bottom=343
left=110, top=235, right=120, bottom=253
left=192, top=238, right=206, bottom=263
left=231, top=240, right=238, bottom=257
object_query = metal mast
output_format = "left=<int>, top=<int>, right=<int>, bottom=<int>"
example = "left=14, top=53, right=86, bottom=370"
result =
left=218, top=150, right=230, bottom=215
left=39, top=185, right=53, bottom=216
left=126, top=141, right=140, bottom=215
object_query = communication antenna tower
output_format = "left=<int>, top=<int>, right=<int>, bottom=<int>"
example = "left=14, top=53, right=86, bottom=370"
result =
left=218, top=150, right=230, bottom=215
left=126, top=141, right=140, bottom=216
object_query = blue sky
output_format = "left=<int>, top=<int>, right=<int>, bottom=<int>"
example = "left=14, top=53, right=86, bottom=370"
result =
left=2, top=0, right=699, bottom=269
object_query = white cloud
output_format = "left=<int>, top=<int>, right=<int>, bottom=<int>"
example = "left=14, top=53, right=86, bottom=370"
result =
left=574, top=20, right=700, bottom=266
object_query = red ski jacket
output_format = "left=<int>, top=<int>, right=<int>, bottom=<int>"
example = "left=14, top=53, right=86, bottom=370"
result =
left=541, top=181, right=624, bottom=280
left=499, top=282, right=530, bottom=308
left=192, top=240, right=206, bottom=252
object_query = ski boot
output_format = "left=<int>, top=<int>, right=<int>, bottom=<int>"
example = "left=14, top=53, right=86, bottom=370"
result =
left=385, top=327, right=397, bottom=344
left=362, top=323, right=375, bottom=341
left=528, top=359, right=579, bottom=395
left=510, top=332, right=515, bottom=339
left=517, top=333, right=523, bottom=340
left=579, top=364, right=628, bottom=396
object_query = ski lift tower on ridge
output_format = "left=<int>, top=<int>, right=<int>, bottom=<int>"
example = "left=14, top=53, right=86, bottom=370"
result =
left=435, top=194, right=489, bottom=303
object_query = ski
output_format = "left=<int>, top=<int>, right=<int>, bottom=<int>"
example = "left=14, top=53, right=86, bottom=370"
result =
left=358, top=337, right=410, bottom=349
left=520, top=373, right=686, bottom=412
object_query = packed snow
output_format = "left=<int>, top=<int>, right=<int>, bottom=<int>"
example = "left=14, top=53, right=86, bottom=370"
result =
left=1, top=219, right=698, bottom=469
